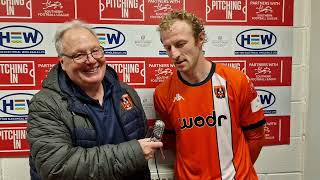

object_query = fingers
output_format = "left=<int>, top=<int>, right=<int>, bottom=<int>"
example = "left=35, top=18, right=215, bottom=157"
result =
left=138, top=138, right=163, bottom=160
left=150, top=141, right=164, bottom=149
left=146, top=152, right=154, bottom=160
left=138, top=138, right=164, bottom=148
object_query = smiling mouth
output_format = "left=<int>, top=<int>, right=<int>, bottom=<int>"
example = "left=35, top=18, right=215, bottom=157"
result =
left=84, top=66, right=99, bottom=73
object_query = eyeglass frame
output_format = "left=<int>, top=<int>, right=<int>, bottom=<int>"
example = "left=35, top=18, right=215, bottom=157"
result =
left=60, top=46, right=105, bottom=64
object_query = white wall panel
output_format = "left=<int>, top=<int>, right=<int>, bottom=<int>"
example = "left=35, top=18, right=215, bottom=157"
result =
left=1, top=158, right=29, bottom=180
left=293, top=28, right=309, bottom=65
left=294, top=0, right=310, bottom=27
left=290, top=102, right=305, bottom=137
left=266, top=173, right=302, bottom=180
left=291, top=65, right=306, bottom=101
left=255, top=137, right=303, bottom=173
left=305, top=0, right=320, bottom=178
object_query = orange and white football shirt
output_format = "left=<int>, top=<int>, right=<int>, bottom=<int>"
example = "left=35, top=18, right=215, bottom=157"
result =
left=154, top=63, right=265, bottom=180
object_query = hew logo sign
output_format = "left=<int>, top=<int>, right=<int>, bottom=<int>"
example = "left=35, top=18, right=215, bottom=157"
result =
left=93, top=27, right=127, bottom=55
left=0, top=61, right=35, bottom=86
left=235, top=28, right=277, bottom=55
left=236, top=29, right=276, bottom=50
left=257, top=89, right=276, bottom=114
left=0, top=92, right=34, bottom=121
left=0, top=25, right=45, bottom=54
left=0, top=25, right=43, bottom=49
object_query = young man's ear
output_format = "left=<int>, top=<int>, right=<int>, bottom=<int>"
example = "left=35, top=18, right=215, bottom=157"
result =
left=197, top=31, right=206, bottom=46
left=199, top=31, right=206, bottom=44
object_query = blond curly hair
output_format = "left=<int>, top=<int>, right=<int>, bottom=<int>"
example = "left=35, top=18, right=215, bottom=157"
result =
left=158, top=10, right=206, bottom=42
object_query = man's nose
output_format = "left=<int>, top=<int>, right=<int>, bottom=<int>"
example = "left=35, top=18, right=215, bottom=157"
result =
left=170, top=46, right=180, bottom=60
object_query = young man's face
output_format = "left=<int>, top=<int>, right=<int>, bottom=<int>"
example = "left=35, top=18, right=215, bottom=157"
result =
left=160, top=20, right=205, bottom=74
left=59, top=28, right=106, bottom=90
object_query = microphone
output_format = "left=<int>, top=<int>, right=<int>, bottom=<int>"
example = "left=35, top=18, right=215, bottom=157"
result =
left=150, top=120, right=165, bottom=142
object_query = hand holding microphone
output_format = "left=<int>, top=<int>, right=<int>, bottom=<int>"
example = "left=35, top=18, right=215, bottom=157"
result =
left=138, top=120, right=165, bottom=160
left=150, top=120, right=165, bottom=142
left=150, top=120, right=166, bottom=159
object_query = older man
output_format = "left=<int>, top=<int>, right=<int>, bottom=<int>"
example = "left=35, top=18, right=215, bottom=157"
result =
left=27, top=20, right=162, bottom=180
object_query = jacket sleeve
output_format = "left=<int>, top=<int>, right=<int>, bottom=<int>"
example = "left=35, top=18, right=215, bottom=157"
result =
left=27, top=91, right=148, bottom=180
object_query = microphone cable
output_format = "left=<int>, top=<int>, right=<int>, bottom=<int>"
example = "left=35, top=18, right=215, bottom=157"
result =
left=154, top=151, right=161, bottom=180
left=154, top=147, right=166, bottom=180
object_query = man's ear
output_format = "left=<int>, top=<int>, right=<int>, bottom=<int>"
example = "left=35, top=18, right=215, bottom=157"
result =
left=59, top=57, right=65, bottom=70
left=195, top=32, right=205, bottom=47
left=198, top=31, right=205, bottom=45
left=59, top=57, right=64, bottom=64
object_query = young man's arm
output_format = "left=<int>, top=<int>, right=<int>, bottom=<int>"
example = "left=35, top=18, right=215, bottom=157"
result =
left=243, top=125, right=265, bottom=164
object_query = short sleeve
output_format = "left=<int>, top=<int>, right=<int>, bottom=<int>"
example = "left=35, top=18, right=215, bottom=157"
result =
left=239, top=74, right=265, bottom=129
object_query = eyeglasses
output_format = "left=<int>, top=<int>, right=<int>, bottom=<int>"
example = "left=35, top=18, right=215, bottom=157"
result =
left=61, top=46, right=104, bottom=64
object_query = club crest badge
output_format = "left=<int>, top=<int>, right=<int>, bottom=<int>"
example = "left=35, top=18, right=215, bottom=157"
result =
left=121, top=94, right=134, bottom=110
left=214, top=86, right=226, bottom=99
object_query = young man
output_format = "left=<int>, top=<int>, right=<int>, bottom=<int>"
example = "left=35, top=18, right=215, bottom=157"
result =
left=27, top=20, right=162, bottom=180
left=154, top=10, right=266, bottom=180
